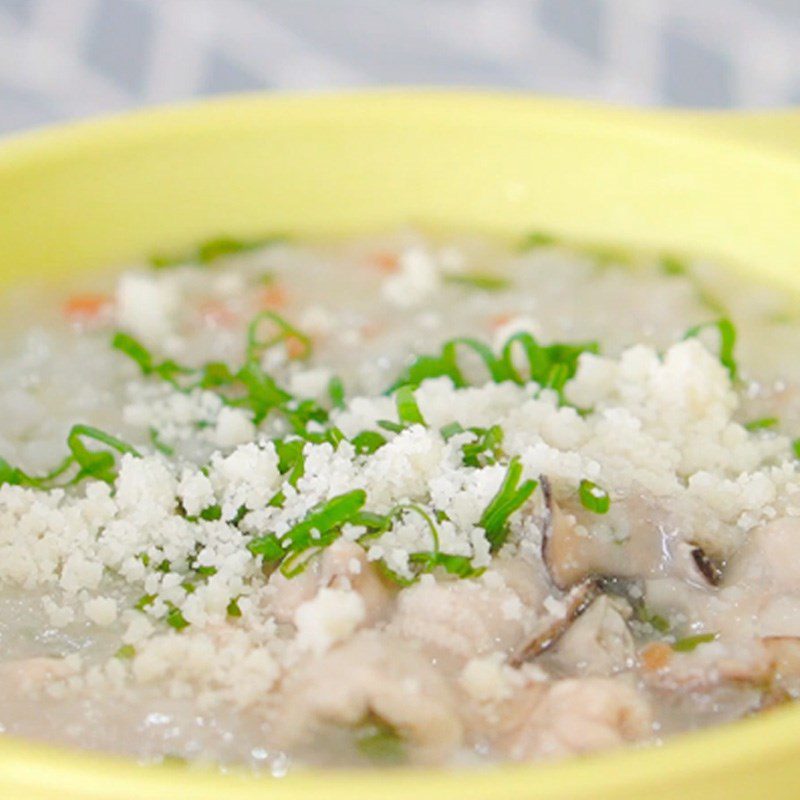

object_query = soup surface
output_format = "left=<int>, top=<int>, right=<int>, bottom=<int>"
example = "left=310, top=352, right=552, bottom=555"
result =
left=1, top=230, right=800, bottom=772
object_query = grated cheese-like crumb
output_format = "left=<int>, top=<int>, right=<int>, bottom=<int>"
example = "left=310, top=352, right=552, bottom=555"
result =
left=294, top=588, right=366, bottom=655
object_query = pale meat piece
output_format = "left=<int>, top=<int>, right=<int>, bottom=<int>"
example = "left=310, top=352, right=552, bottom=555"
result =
left=548, top=595, right=635, bottom=677
left=265, top=540, right=394, bottom=626
left=502, top=677, right=653, bottom=760
left=271, top=630, right=463, bottom=763
left=388, top=563, right=545, bottom=666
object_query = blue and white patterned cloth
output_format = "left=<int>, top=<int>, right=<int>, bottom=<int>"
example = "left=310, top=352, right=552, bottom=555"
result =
left=0, top=0, right=798, bottom=134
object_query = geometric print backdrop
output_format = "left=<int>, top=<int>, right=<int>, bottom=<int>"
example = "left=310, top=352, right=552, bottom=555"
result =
left=0, top=0, right=799, bottom=134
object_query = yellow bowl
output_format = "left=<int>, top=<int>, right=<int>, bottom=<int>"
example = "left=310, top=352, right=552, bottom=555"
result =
left=1, top=91, right=800, bottom=799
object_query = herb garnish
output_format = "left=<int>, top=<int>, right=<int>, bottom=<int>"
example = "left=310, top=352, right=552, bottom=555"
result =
left=0, top=424, right=140, bottom=489
left=671, top=632, right=718, bottom=652
left=351, top=431, right=387, bottom=455
left=478, top=457, right=537, bottom=552
left=443, top=273, right=510, bottom=291
left=519, top=231, right=557, bottom=251
left=165, top=602, right=190, bottom=631
left=328, top=376, right=346, bottom=409
left=578, top=479, right=611, bottom=514
left=115, top=644, right=136, bottom=659
left=149, top=427, right=175, bottom=456
left=113, top=311, right=326, bottom=434
left=659, top=254, right=688, bottom=276
left=441, top=422, right=504, bottom=467
left=743, top=417, right=778, bottom=432
left=248, top=490, right=367, bottom=576
left=394, top=386, right=426, bottom=427
left=635, top=605, right=671, bottom=634
left=150, top=234, right=287, bottom=269
left=355, top=504, right=485, bottom=584
left=355, top=717, right=406, bottom=764
left=683, top=319, right=738, bottom=381
left=388, top=332, right=597, bottom=406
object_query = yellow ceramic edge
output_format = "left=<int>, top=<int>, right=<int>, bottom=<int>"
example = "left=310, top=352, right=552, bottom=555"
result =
left=1, top=90, right=800, bottom=799
left=0, top=88, right=799, bottom=166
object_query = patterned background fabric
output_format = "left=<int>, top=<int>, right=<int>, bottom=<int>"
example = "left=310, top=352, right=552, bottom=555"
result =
left=0, top=0, right=798, bottom=134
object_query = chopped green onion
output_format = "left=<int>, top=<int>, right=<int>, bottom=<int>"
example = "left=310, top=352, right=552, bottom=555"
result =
left=198, top=504, right=222, bottom=521
left=390, top=331, right=597, bottom=404
left=274, top=439, right=306, bottom=486
left=65, top=425, right=141, bottom=485
left=351, top=431, right=387, bottom=455
left=248, top=490, right=367, bottom=566
left=439, top=421, right=465, bottom=440
left=579, top=479, right=611, bottom=514
left=248, top=532, right=284, bottom=562
left=443, top=273, right=510, bottom=291
left=165, top=603, right=189, bottom=631
left=355, top=718, right=406, bottom=764
left=115, top=644, right=136, bottom=659
left=259, top=270, right=277, bottom=285
left=672, top=632, right=718, bottom=652
left=135, top=594, right=156, bottom=611
left=519, top=231, right=557, bottom=251
left=744, top=417, right=778, bottom=432
left=328, top=376, right=346, bottom=409
left=683, top=319, right=738, bottom=381
left=635, top=606, right=671, bottom=634
left=150, top=234, right=286, bottom=269
left=461, top=425, right=504, bottom=468
left=197, top=235, right=283, bottom=264
left=377, top=419, right=406, bottom=434
left=0, top=456, right=35, bottom=488
left=112, top=332, right=192, bottom=387
left=479, top=457, right=538, bottom=552
left=246, top=310, right=312, bottom=363
left=113, top=310, right=323, bottom=436
left=226, top=598, right=242, bottom=617
left=0, top=424, right=139, bottom=490
left=354, top=503, right=484, bottom=583
left=659, top=254, right=688, bottom=276
left=394, top=386, right=426, bottom=426
left=408, top=551, right=485, bottom=579
left=148, top=427, right=175, bottom=456
left=582, top=244, right=635, bottom=268
left=793, top=439, right=800, bottom=460
left=500, top=332, right=598, bottom=396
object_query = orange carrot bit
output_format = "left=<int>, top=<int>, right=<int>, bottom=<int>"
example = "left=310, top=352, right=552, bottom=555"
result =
left=62, top=293, right=112, bottom=321
left=640, top=642, right=673, bottom=672
left=258, top=284, right=289, bottom=310
left=360, top=321, right=383, bottom=340
left=369, top=251, right=400, bottom=274
left=488, top=312, right=514, bottom=331
left=285, top=335, right=311, bottom=360
left=198, top=299, right=238, bottom=327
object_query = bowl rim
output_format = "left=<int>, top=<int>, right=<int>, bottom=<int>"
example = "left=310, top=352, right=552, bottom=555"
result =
left=1, top=89, right=800, bottom=799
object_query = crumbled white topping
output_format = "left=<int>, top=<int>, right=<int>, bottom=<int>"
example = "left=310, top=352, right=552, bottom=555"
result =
left=84, top=596, right=118, bottom=626
left=460, top=653, right=519, bottom=702
left=381, top=247, right=441, bottom=307
left=116, top=273, right=178, bottom=344
left=294, top=588, right=366, bottom=655
left=212, top=406, right=256, bottom=449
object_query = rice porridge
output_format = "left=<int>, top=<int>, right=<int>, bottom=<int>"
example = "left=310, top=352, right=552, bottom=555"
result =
left=1, top=230, right=800, bottom=771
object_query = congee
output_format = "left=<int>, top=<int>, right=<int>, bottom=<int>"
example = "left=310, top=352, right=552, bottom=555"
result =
left=1, top=230, right=800, bottom=771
